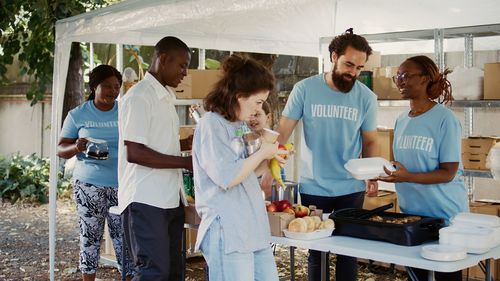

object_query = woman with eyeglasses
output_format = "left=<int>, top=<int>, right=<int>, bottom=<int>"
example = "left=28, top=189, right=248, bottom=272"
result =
left=378, top=56, right=468, bottom=281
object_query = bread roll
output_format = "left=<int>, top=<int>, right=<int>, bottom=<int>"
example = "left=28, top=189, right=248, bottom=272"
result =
left=311, top=216, right=322, bottom=229
left=319, top=218, right=335, bottom=229
left=288, top=218, right=307, bottom=233
left=303, top=216, right=316, bottom=232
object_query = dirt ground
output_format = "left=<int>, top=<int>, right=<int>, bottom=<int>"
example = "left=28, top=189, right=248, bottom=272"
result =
left=0, top=198, right=408, bottom=281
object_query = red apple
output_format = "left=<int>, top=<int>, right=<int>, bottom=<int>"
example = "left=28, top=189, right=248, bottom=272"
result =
left=266, top=202, right=278, bottom=212
left=276, top=200, right=292, bottom=212
left=278, top=144, right=288, bottom=160
left=293, top=205, right=310, bottom=218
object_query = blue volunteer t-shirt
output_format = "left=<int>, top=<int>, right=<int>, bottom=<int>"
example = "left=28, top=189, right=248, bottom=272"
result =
left=282, top=74, right=378, bottom=196
left=60, top=100, right=119, bottom=187
left=393, top=104, right=468, bottom=222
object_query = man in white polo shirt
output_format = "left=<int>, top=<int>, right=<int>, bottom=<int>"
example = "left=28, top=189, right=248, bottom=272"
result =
left=118, top=36, right=192, bottom=280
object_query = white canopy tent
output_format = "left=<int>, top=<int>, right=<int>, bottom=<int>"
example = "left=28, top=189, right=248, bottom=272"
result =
left=49, top=0, right=500, bottom=279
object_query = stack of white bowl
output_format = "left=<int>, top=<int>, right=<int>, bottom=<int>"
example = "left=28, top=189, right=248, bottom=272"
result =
left=439, top=212, right=500, bottom=254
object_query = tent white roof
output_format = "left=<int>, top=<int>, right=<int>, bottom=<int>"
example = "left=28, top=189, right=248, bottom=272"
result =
left=48, top=0, right=500, bottom=279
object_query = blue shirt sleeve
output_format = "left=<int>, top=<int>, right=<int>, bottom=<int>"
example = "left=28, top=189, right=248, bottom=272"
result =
left=361, top=94, right=378, bottom=132
left=196, top=116, right=244, bottom=190
left=438, top=113, right=462, bottom=163
left=60, top=110, right=79, bottom=138
left=282, top=82, right=305, bottom=120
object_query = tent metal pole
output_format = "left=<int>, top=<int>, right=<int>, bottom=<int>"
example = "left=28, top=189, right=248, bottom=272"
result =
left=90, top=43, right=95, bottom=70
left=116, top=44, right=124, bottom=73
left=198, top=48, right=206, bottom=69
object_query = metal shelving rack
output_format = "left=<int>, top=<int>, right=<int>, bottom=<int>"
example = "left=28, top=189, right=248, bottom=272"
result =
left=361, top=24, right=500, bottom=190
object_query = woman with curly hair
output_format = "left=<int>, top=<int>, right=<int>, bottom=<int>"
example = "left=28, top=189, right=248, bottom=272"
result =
left=378, top=55, right=468, bottom=281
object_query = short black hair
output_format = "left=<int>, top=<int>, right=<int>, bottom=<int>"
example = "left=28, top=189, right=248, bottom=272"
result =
left=154, top=36, right=190, bottom=57
left=88, top=64, right=122, bottom=100
left=328, top=28, right=372, bottom=61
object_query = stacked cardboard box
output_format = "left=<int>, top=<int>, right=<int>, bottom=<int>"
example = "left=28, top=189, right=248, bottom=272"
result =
left=363, top=190, right=399, bottom=212
left=372, top=67, right=401, bottom=100
left=484, top=63, right=500, bottom=100
left=184, top=203, right=201, bottom=225
left=462, top=137, right=500, bottom=170
left=173, top=69, right=222, bottom=99
left=377, top=127, right=394, bottom=161
left=179, top=125, right=195, bottom=140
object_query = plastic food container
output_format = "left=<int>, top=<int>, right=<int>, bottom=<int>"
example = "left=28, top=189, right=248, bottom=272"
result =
left=344, top=157, right=396, bottom=180
left=330, top=208, right=444, bottom=246
left=421, top=244, right=467, bottom=261
left=451, top=212, right=500, bottom=228
left=450, top=212, right=500, bottom=246
left=439, top=226, right=496, bottom=254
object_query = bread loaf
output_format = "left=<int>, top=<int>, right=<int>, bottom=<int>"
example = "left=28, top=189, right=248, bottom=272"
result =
left=303, top=216, right=316, bottom=232
left=288, top=218, right=307, bottom=233
left=319, top=218, right=335, bottom=229
left=311, top=216, right=322, bottom=229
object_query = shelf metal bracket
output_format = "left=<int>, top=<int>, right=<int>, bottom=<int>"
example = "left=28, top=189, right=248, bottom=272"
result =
left=433, top=29, right=444, bottom=71
left=463, top=33, right=475, bottom=200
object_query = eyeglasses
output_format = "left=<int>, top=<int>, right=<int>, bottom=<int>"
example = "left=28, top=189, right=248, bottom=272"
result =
left=392, top=72, right=423, bottom=85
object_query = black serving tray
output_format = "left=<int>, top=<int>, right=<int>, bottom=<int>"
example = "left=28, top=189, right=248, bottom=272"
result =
left=329, top=208, right=444, bottom=246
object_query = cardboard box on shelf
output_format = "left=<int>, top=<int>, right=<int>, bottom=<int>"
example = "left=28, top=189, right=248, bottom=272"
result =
left=173, top=69, right=222, bottom=99
left=462, top=153, right=488, bottom=170
left=469, top=201, right=500, bottom=216
left=372, top=67, right=401, bottom=100
left=268, top=212, right=295, bottom=237
left=184, top=203, right=201, bottom=225
left=363, top=51, right=381, bottom=71
left=472, top=178, right=500, bottom=203
left=462, top=137, right=500, bottom=170
left=484, top=63, right=500, bottom=100
left=377, top=127, right=394, bottom=161
left=462, top=137, right=500, bottom=154
left=363, top=190, right=399, bottom=212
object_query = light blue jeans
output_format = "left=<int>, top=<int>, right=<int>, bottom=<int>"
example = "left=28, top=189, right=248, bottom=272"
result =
left=200, top=217, right=279, bottom=281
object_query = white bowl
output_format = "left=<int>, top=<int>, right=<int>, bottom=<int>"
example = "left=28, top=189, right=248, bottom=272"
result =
left=283, top=228, right=333, bottom=240
left=439, top=226, right=496, bottom=254
left=421, top=245, right=467, bottom=261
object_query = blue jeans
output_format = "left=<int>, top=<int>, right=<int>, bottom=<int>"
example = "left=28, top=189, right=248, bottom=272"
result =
left=200, top=217, right=279, bottom=281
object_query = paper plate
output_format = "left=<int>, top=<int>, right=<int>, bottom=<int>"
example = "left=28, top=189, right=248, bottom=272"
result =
left=420, top=245, right=467, bottom=261
left=283, top=228, right=333, bottom=240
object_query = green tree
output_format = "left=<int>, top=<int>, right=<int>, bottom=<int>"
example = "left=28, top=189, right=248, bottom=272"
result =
left=0, top=0, right=118, bottom=119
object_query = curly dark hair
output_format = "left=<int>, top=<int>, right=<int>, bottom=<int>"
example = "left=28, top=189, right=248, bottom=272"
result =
left=328, top=28, right=372, bottom=62
left=203, top=54, right=275, bottom=122
left=406, top=56, right=453, bottom=104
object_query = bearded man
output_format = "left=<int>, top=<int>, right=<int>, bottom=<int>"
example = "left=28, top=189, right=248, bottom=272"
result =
left=275, top=28, right=379, bottom=281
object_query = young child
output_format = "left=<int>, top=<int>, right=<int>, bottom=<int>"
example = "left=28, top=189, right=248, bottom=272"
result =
left=249, top=101, right=273, bottom=134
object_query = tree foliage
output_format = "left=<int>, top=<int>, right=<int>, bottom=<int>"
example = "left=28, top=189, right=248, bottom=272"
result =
left=0, top=0, right=116, bottom=105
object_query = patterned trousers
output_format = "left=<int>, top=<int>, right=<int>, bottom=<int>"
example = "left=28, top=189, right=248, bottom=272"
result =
left=73, top=179, right=134, bottom=276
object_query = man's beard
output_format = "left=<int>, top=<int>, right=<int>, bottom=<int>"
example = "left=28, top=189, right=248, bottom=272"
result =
left=331, top=64, right=356, bottom=93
